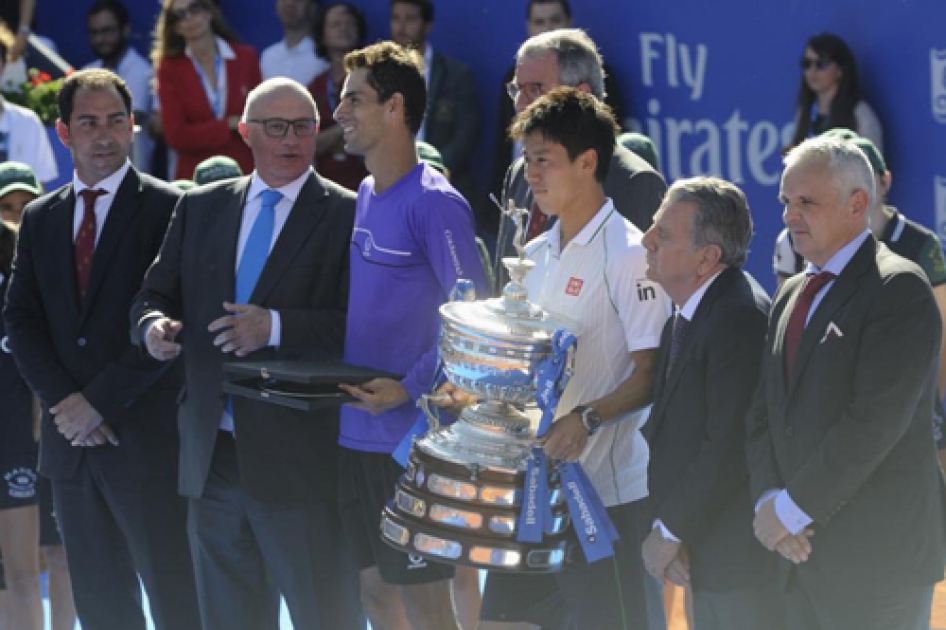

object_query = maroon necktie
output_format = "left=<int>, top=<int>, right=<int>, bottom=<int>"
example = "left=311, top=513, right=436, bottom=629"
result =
left=525, top=201, right=550, bottom=241
left=783, top=271, right=836, bottom=381
left=75, top=188, right=106, bottom=302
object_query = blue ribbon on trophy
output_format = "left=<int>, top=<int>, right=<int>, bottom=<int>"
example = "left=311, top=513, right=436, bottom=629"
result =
left=559, top=461, right=620, bottom=563
left=517, top=329, right=576, bottom=543
left=393, top=280, right=475, bottom=468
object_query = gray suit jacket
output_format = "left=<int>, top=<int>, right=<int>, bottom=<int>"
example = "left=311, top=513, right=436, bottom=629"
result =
left=131, top=172, right=354, bottom=504
left=746, top=237, right=946, bottom=595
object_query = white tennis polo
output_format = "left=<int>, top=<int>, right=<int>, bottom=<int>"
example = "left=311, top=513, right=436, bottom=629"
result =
left=524, top=199, right=672, bottom=507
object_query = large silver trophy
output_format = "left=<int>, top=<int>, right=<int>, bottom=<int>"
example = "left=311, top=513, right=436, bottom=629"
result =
left=381, top=202, right=576, bottom=573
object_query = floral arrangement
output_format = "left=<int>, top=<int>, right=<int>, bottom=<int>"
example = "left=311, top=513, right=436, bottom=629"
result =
left=2, top=68, right=64, bottom=126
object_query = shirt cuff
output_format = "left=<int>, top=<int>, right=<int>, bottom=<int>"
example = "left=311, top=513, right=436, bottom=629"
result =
left=268, top=310, right=281, bottom=348
left=652, top=519, right=681, bottom=543
left=774, top=489, right=812, bottom=535
left=754, top=488, right=780, bottom=513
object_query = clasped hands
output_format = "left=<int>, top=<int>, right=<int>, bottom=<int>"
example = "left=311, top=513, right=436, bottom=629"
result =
left=753, top=496, right=814, bottom=564
left=50, top=392, right=118, bottom=448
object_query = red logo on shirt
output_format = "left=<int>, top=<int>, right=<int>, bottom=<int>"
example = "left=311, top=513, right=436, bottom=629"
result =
left=566, top=277, right=584, bottom=296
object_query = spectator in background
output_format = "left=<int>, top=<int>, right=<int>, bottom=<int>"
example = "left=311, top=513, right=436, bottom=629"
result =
left=0, top=25, right=57, bottom=184
left=193, top=153, right=242, bottom=185
left=787, top=32, right=883, bottom=151
left=489, top=0, right=627, bottom=234
left=260, top=0, right=327, bottom=85
left=618, top=131, right=660, bottom=172
left=390, top=0, right=479, bottom=201
left=0, top=0, right=34, bottom=61
left=308, top=1, right=367, bottom=191
left=84, top=0, right=155, bottom=174
left=152, top=0, right=261, bottom=180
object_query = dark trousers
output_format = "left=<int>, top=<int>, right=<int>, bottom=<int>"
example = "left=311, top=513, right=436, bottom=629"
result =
left=784, top=574, right=934, bottom=630
left=692, top=583, right=785, bottom=630
left=52, top=459, right=201, bottom=630
left=187, top=431, right=362, bottom=630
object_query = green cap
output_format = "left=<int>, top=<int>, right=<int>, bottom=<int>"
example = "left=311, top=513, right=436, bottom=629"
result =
left=172, top=179, right=198, bottom=191
left=617, top=132, right=660, bottom=172
left=0, top=161, right=43, bottom=200
left=193, top=155, right=243, bottom=185
left=416, top=141, right=447, bottom=176
left=820, top=127, right=859, bottom=142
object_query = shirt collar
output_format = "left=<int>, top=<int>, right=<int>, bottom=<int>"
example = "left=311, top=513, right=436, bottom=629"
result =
left=186, top=37, right=236, bottom=61
left=804, top=228, right=871, bottom=277
left=677, top=269, right=725, bottom=320
left=548, top=198, right=616, bottom=254
left=73, top=160, right=131, bottom=196
left=247, top=167, right=312, bottom=206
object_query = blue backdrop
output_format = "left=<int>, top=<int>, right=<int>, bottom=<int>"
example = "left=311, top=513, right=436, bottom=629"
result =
left=37, top=0, right=946, bottom=292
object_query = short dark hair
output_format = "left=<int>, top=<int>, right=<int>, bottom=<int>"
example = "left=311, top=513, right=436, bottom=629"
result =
left=344, top=41, right=427, bottom=135
left=510, top=87, right=618, bottom=183
left=390, top=0, right=433, bottom=24
left=314, top=3, right=367, bottom=59
left=526, top=0, right=571, bottom=20
left=87, top=0, right=130, bottom=28
left=58, top=68, right=133, bottom=125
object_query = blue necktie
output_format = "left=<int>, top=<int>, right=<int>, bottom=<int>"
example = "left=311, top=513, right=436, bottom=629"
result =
left=236, top=189, right=282, bottom=304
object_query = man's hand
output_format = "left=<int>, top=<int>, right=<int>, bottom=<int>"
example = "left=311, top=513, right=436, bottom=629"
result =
left=208, top=303, right=271, bottom=357
left=145, top=317, right=183, bottom=361
left=541, top=413, right=588, bottom=461
left=774, top=529, right=814, bottom=565
left=428, top=382, right=477, bottom=417
left=340, top=378, right=410, bottom=415
left=665, top=545, right=690, bottom=587
left=50, top=393, right=106, bottom=445
left=76, top=424, right=120, bottom=447
left=753, top=496, right=791, bottom=550
left=642, top=527, right=683, bottom=583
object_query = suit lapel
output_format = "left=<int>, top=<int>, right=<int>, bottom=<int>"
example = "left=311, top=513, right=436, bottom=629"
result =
left=648, top=268, right=740, bottom=439
left=644, top=318, right=674, bottom=440
left=219, top=177, right=252, bottom=302
left=249, top=173, right=328, bottom=305
left=79, top=169, right=141, bottom=323
left=48, top=187, right=81, bottom=320
left=787, top=238, right=874, bottom=394
left=427, top=52, right=444, bottom=104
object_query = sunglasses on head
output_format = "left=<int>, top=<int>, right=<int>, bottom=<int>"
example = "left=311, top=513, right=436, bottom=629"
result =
left=170, top=1, right=207, bottom=22
left=801, top=57, right=832, bottom=71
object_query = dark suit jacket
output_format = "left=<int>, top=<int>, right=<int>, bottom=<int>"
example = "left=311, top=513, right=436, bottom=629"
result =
left=156, top=43, right=262, bottom=180
left=491, top=144, right=666, bottom=294
left=423, top=51, right=478, bottom=188
left=745, top=237, right=946, bottom=596
left=131, top=173, right=354, bottom=505
left=643, top=267, right=776, bottom=593
left=3, top=168, right=182, bottom=481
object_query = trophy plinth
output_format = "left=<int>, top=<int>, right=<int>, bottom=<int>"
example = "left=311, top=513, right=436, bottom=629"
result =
left=381, top=256, right=576, bottom=573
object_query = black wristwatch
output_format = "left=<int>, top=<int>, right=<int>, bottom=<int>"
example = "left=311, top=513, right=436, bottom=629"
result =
left=573, top=405, right=603, bottom=435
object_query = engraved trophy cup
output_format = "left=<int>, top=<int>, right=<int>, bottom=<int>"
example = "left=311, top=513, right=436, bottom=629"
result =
left=380, top=203, right=578, bottom=573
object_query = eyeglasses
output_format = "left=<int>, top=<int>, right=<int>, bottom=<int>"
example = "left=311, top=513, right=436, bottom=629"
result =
left=247, top=118, right=318, bottom=138
left=800, top=57, right=832, bottom=71
left=169, top=1, right=207, bottom=22
left=506, top=80, right=547, bottom=102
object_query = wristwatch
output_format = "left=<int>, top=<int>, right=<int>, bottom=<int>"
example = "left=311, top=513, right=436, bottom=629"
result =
left=573, top=405, right=603, bottom=436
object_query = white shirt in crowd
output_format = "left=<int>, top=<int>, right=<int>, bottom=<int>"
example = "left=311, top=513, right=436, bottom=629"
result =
left=524, top=199, right=672, bottom=507
left=0, top=98, right=58, bottom=183
left=260, top=35, right=327, bottom=86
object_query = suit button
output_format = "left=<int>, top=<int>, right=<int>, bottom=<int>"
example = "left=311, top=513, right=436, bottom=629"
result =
left=784, top=426, right=794, bottom=437
left=77, top=337, right=87, bottom=347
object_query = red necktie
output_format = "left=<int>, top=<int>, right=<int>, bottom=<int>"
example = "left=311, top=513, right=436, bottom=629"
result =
left=525, top=201, right=550, bottom=241
left=75, top=188, right=106, bottom=302
left=783, top=271, right=836, bottom=381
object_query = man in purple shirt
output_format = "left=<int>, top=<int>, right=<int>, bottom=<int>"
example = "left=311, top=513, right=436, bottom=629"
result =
left=334, top=41, right=486, bottom=630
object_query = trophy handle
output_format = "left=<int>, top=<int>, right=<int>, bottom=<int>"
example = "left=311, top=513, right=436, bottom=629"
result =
left=417, top=394, right=442, bottom=432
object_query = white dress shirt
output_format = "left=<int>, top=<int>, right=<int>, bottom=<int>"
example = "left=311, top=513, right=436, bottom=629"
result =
left=72, top=160, right=131, bottom=244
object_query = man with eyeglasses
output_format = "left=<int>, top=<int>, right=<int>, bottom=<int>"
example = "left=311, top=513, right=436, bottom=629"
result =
left=132, top=77, right=362, bottom=630
left=488, top=0, right=627, bottom=231
left=83, top=0, right=155, bottom=173
left=491, top=28, right=666, bottom=295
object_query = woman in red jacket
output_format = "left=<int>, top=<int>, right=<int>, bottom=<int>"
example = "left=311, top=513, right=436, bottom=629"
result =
left=152, top=0, right=261, bottom=180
